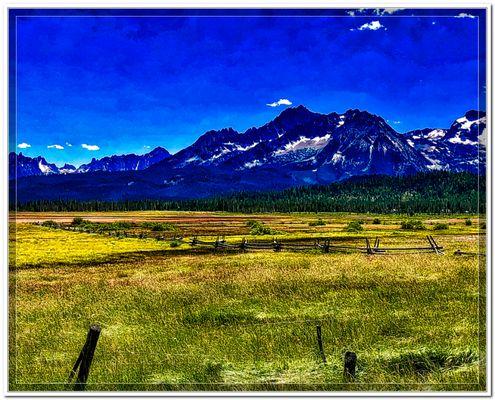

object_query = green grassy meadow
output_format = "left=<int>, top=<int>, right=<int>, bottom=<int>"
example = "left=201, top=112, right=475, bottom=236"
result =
left=9, top=212, right=486, bottom=391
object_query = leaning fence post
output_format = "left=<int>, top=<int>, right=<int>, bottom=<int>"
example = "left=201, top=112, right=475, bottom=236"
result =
left=365, top=238, right=373, bottom=255
left=316, top=325, right=327, bottom=364
left=426, top=235, right=439, bottom=254
left=69, top=324, right=101, bottom=391
left=343, top=351, right=357, bottom=381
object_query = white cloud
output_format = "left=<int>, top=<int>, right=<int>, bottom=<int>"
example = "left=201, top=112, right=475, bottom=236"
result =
left=375, top=8, right=404, bottom=15
left=65, top=142, right=72, bottom=147
left=347, top=8, right=403, bottom=16
left=47, top=144, right=64, bottom=150
left=356, top=21, right=387, bottom=31
left=82, top=143, right=100, bottom=151
left=267, top=98, right=293, bottom=107
left=17, top=142, right=31, bottom=149
left=143, top=145, right=151, bottom=149
left=455, top=13, right=475, bottom=19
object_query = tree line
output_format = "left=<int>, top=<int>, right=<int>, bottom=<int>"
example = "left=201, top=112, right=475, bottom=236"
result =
left=12, top=172, right=485, bottom=214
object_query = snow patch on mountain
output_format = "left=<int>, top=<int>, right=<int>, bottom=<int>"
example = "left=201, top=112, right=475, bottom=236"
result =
left=244, top=160, right=262, bottom=169
left=273, top=134, right=331, bottom=155
left=448, top=134, right=477, bottom=145
left=38, top=160, right=56, bottom=174
left=234, top=142, right=259, bottom=151
left=426, top=129, right=446, bottom=139
left=330, top=151, right=344, bottom=164
left=456, top=116, right=480, bottom=130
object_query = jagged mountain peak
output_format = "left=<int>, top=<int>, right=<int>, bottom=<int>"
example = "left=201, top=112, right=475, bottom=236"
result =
left=272, top=105, right=321, bottom=125
left=149, top=146, right=170, bottom=155
left=464, top=110, right=486, bottom=120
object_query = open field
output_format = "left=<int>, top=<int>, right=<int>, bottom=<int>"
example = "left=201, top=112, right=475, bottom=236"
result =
left=9, top=212, right=486, bottom=391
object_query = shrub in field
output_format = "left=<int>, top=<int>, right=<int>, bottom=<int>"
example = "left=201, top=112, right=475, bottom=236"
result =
left=346, top=221, right=364, bottom=232
left=110, top=221, right=134, bottom=230
left=71, top=220, right=135, bottom=233
left=246, top=220, right=280, bottom=235
left=433, top=223, right=449, bottom=230
left=309, top=218, right=326, bottom=226
left=401, top=220, right=425, bottom=230
left=41, top=220, right=59, bottom=229
left=373, top=218, right=381, bottom=224
left=71, top=217, right=85, bottom=226
left=141, top=222, right=177, bottom=231
left=465, top=219, right=472, bottom=226
left=481, top=222, right=486, bottom=229
left=170, top=240, right=182, bottom=248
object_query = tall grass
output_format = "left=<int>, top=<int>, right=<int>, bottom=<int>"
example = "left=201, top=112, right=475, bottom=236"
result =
left=8, top=214, right=485, bottom=391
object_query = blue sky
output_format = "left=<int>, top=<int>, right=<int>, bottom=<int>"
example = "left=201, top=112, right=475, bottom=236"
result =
left=9, top=8, right=486, bottom=167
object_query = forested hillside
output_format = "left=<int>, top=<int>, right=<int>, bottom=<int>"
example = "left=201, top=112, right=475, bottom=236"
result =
left=13, top=172, right=484, bottom=214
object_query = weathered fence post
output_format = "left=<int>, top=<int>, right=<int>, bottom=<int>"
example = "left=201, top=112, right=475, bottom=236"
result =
left=316, top=325, right=326, bottom=364
left=240, top=238, right=247, bottom=251
left=69, top=324, right=101, bottom=391
left=430, top=236, right=443, bottom=254
left=365, top=238, right=373, bottom=255
left=343, top=351, right=357, bottom=380
left=426, top=235, right=439, bottom=254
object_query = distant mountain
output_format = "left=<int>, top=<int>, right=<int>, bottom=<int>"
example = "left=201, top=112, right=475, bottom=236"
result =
left=76, top=146, right=171, bottom=173
left=9, top=152, right=59, bottom=179
left=404, top=110, right=486, bottom=174
left=10, top=107, right=486, bottom=202
left=59, top=164, right=77, bottom=174
left=9, top=147, right=171, bottom=179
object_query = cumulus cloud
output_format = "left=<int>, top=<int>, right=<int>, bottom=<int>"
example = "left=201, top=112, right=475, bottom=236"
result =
left=267, top=98, right=293, bottom=107
left=17, top=142, right=31, bottom=149
left=65, top=142, right=72, bottom=147
left=347, top=8, right=403, bottom=16
left=375, top=8, right=404, bottom=15
left=47, top=144, right=64, bottom=150
left=143, top=145, right=151, bottom=149
left=354, top=20, right=387, bottom=31
left=455, top=13, right=475, bottom=18
left=82, top=144, right=100, bottom=151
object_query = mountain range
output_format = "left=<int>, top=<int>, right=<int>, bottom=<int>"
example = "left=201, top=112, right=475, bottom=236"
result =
left=10, top=106, right=486, bottom=202
left=10, top=146, right=170, bottom=178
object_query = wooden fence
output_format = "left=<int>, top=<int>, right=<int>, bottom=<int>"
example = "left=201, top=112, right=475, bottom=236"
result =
left=67, top=324, right=358, bottom=389
left=188, top=235, right=444, bottom=255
